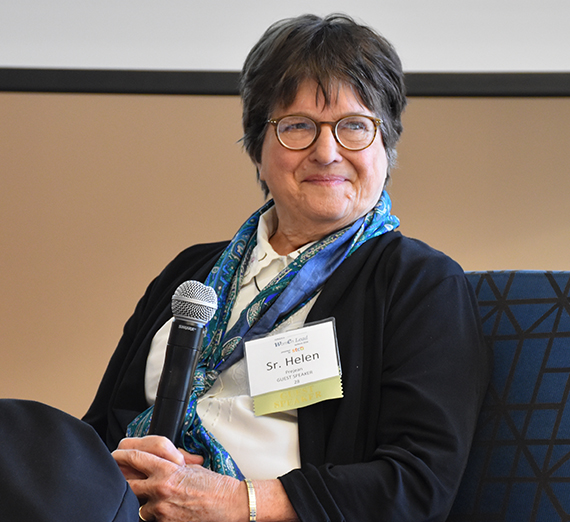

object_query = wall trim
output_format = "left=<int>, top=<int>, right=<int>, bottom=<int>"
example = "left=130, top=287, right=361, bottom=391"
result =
left=1, top=69, right=569, bottom=97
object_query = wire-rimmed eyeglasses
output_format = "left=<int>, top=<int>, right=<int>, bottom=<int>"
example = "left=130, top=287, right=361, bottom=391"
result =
left=267, top=114, right=382, bottom=151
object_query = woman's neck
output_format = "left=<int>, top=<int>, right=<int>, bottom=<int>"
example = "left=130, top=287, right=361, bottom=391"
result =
left=268, top=231, right=305, bottom=256
left=268, top=224, right=331, bottom=256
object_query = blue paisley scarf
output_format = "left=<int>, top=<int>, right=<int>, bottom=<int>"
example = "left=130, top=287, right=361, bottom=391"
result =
left=127, top=190, right=399, bottom=479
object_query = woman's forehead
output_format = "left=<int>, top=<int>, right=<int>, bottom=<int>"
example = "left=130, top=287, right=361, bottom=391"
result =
left=276, top=80, right=369, bottom=116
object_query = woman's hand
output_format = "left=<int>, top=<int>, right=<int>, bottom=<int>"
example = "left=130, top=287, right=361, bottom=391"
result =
left=112, top=435, right=248, bottom=522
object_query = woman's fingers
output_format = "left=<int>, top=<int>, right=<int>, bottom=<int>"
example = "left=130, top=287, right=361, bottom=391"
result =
left=116, top=435, right=186, bottom=465
left=112, top=446, right=169, bottom=483
left=112, top=436, right=245, bottom=521
left=179, top=448, right=205, bottom=466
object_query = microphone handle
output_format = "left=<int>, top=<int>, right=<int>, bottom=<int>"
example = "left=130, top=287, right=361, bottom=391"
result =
left=148, top=318, right=204, bottom=444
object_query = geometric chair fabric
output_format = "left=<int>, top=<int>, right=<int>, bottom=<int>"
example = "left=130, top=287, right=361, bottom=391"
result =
left=448, top=271, right=570, bottom=522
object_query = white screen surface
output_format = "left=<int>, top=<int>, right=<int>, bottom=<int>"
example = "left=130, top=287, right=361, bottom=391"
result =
left=1, top=0, right=568, bottom=73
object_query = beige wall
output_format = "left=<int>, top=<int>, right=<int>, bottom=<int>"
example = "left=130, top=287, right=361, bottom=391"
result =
left=1, top=93, right=569, bottom=417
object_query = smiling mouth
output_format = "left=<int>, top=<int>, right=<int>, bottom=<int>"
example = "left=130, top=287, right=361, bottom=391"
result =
left=303, top=175, right=347, bottom=184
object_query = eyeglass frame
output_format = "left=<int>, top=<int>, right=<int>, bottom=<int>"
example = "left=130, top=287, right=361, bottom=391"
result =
left=267, top=114, right=383, bottom=152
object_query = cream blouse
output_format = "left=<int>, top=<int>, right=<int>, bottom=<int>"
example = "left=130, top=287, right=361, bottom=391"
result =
left=144, top=207, right=317, bottom=479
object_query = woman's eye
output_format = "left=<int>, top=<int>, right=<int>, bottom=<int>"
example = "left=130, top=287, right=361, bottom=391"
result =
left=340, top=119, right=369, bottom=132
left=281, top=121, right=312, bottom=133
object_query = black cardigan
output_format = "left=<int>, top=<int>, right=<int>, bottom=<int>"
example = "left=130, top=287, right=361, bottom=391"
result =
left=83, top=231, right=490, bottom=522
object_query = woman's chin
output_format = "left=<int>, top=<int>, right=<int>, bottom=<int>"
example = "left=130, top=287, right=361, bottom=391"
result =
left=301, top=203, right=362, bottom=231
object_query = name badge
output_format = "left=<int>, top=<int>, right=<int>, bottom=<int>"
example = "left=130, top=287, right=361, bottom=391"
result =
left=244, top=319, right=343, bottom=416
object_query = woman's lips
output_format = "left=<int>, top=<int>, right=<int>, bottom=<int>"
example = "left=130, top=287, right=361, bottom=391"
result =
left=303, top=174, right=347, bottom=185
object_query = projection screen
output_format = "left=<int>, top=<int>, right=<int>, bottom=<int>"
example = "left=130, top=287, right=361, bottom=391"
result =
left=1, top=0, right=569, bottom=95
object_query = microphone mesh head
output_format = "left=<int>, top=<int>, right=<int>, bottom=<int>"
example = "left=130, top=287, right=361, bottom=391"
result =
left=171, top=280, right=218, bottom=325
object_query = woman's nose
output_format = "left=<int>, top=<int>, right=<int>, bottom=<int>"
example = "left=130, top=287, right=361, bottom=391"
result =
left=310, top=125, right=342, bottom=164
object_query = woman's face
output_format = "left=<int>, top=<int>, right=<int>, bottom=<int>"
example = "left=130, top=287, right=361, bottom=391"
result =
left=257, top=80, right=388, bottom=250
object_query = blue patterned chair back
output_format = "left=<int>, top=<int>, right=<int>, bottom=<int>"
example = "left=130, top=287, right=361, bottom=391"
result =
left=447, top=271, right=570, bottom=521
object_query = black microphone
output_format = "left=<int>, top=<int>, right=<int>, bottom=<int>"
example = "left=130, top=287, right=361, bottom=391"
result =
left=148, top=280, right=217, bottom=444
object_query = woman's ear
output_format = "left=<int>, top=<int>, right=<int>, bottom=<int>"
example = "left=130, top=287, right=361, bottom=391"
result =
left=256, top=167, right=270, bottom=199
left=256, top=162, right=264, bottom=181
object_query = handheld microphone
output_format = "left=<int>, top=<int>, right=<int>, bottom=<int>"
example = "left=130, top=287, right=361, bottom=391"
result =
left=148, top=280, right=217, bottom=444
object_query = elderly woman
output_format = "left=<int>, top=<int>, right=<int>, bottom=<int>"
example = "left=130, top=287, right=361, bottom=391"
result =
left=83, top=13, right=490, bottom=522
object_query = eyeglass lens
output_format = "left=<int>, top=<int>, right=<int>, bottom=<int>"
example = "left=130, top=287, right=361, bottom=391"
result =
left=276, top=116, right=377, bottom=150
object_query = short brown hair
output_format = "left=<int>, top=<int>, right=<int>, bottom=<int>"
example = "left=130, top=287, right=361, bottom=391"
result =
left=240, top=13, right=407, bottom=194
